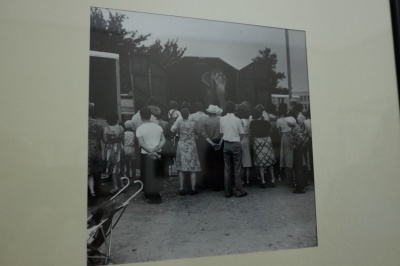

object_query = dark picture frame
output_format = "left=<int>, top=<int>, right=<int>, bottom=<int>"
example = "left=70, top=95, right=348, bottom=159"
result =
left=2, top=1, right=400, bottom=266
left=390, top=0, right=400, bottom=105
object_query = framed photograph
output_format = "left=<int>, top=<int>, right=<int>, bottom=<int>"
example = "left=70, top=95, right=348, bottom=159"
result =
left=1, top=1, right=400, bottom=266
left=87, top=7, right=316, bottom=265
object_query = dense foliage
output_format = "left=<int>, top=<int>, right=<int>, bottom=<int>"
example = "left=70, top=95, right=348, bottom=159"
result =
left=90, top=8, right=187, bottom=93
left=252, top=47, right=286, bottom=90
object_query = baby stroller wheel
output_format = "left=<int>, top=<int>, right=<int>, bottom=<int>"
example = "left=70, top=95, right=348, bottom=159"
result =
left=87, top=249, right=101, bottom=263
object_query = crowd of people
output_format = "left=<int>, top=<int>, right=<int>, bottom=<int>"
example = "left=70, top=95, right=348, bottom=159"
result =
left=88, top=96, right=313, bottom=204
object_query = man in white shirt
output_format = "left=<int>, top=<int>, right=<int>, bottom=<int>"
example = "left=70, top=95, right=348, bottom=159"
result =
left=136, top=107, right=166, bottom=204
left=131, top=107, right=159, bottom=131
left=220, top=101, right=247, bottom=198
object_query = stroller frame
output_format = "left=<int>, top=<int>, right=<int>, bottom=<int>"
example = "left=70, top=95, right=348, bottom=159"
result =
left=87, top=177, right=143, bottom=265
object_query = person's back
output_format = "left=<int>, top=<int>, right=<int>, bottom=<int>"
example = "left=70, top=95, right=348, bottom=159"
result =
left=220, top=101, right=246, bottom=198
left=241, top=118, right=250, bottom=135
left=276, top=117, right=291, bottom=133
left=123, top=120, right=136, bottom=178
left=220, top=113, right=243, bottom=142
left=136, top=107, right=165, bottom=203
left=168, top=108, right=181, bottom=120
left=203, top=115, right=220, bottom=140
left=124, top=128, right=135, bottom=152
left=158, top=118, right=169, bottom=135
left=177, top=120, right=196, bottom=141
left=136, top=122, right=162, bottom=154
left=168, top=100, right=181, bottom=130
left=249, top=119, right=271, bottom=138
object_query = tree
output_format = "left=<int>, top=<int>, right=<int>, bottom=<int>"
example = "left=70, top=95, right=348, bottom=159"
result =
left=252, top=47, right=286, bottom=90
left=90, top=8, right=186, bottom=67
left=90, top=8, right=151, bottom=94
left=90, top=7, right=150, bottom=54
left=147, top=39, right=187, bottom=68
left=89, top=8, right=186, bottom=94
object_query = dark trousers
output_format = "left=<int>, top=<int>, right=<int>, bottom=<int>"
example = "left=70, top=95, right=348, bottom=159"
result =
left=92, top=171, right=102, bottom=195
left=140, top=153, right=162, bottom=197
left=223, top=141, right=244, bottom=196
left=205, top=139, right=224, bottom=190
left=196, top=138, right=207, bottom=188
left=293, top=147, right=305, bottom=191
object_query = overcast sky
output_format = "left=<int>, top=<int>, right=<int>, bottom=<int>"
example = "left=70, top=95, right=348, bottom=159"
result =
left=96, top=8, right=309, bottom=93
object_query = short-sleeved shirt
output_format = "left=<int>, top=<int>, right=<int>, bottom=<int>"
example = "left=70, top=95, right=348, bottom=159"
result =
left=276, top=117, right=291, bottom=133
left=136, top=122, right=163, bottom=154
left=241, top=119, right=250, bottom=135
left=249, top=120, right=272, bottom=138
left=190, top=111, right=209, bottom=135
left=220, top=113, right=244, bottom=142
left=158, top=119, right=170, bottom=135
left=168, top=109, right=181, bottom=119
left=171, top=114, right=192, bottom=133
left=131, top=111, right=158, bottom=131
left=202, top=116, right=221, bottom=140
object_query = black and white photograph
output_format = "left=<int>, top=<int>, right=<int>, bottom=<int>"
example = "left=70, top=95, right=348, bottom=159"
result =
left=87, top=7, right=316, bottom=265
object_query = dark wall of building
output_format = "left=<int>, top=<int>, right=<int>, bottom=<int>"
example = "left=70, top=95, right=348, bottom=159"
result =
left=167, top=57, right=238, bottom=108
left=237, top=62, right=274, bottom=108
left=90, top=55, right=279, bottom=119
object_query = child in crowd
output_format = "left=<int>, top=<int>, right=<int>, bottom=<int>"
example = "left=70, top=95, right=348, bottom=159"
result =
left=123, top=120, right=136, bottom=179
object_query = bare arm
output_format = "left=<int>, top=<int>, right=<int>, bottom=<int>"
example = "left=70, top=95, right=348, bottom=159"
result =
left=213, top=133, right=224, bottom=150
left=206, top=137, right=216, bottom=147
left=277, top=123, right=282, bottom=135
left=171, top=114, right=183, bottom=134
left=103, top=127, right=110, bottom=143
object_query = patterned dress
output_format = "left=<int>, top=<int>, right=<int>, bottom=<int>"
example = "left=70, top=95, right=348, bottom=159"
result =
left=124, top=131, right=136, bottom=159
left=250, top=120, right=276, bottom=167
left=240, top=118, right=252, bottom=167
left=175, top=120, right=201, bottom=172
left=88, top=117, right=103, bottom=174
left=103, top=124, right=124, bottom=175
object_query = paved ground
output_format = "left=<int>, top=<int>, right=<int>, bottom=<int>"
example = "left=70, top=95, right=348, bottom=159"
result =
left=88, top=175, right=317, bottom=265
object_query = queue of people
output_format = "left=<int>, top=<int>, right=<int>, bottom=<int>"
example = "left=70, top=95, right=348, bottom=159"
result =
left=88, top=97, right=313, bottom=204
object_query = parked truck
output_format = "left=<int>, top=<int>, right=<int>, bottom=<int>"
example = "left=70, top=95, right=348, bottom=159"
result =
left=89, top=51, right=134, bottom=121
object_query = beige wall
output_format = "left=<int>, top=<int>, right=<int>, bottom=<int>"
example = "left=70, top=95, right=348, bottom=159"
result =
left=1, top=1, right=400, bottom=265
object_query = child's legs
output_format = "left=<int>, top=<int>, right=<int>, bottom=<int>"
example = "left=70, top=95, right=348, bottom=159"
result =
left=190, top=172, right=197, bottom=190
